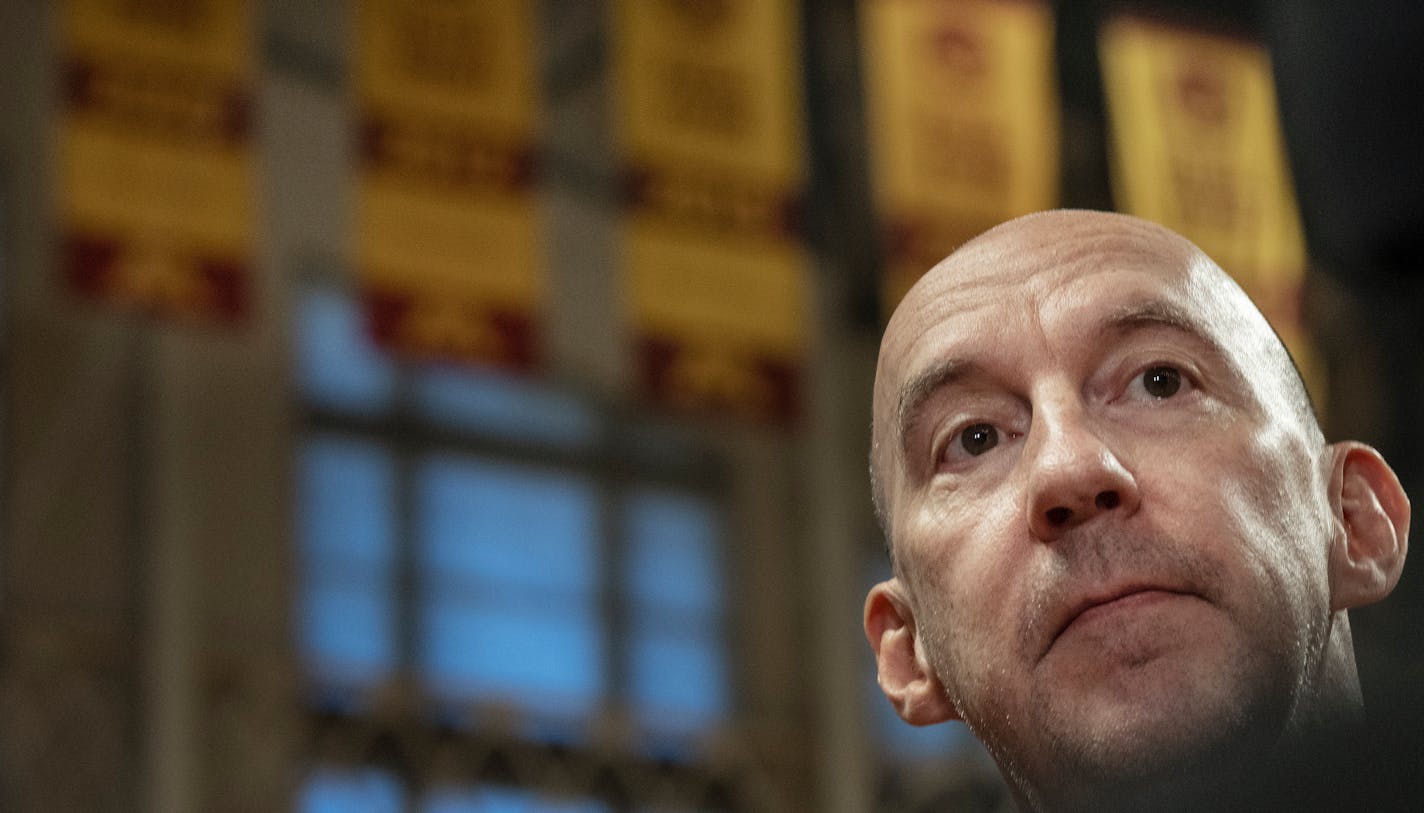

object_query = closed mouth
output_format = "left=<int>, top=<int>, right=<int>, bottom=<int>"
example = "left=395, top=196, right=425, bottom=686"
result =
left=1051, top=586, right=1194, bottom=647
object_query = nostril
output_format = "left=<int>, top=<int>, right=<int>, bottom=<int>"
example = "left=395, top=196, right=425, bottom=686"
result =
left=1096, top=490, right=1120, bottom=510
left=1046, top=507, right=1072, bottom=526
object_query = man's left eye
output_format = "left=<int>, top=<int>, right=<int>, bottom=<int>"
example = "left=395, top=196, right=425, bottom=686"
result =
left=1140, top=365, right=1182, bottom=398
left=960, top=423, right=999, bottom=456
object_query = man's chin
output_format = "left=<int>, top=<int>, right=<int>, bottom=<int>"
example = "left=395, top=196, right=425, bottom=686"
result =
left=1037, top=632, right=1283, bottom=767
left=1056, top=714, right=1236, bottom=781
left=1028, top=684, right=1278, bottom=807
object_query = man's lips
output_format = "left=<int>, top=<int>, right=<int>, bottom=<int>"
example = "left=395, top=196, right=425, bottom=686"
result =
left=1051, top=586, right=1196, bottom=646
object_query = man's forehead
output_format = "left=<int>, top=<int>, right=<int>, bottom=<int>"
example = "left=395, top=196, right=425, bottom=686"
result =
left=899, top=213, right=1192, bottom=315
left=876, top=212, right=1204, bottom=394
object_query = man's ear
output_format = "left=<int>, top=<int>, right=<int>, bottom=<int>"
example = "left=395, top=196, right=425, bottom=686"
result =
left=1326, top=441, right=1411, bottom=611
left=864, top=578, right=959, bottom=725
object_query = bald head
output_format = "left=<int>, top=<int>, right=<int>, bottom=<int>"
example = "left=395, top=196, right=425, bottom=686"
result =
left=869, top=210, right=1319, bottom=548
left=863, top=209, right=1409, bottom=811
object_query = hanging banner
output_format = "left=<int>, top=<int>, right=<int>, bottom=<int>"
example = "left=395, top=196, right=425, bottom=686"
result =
left=1099, top=15, right=1318, bottom=394
left=356, top=0, right=542, bottom=369
left=861, top=0, right=1060, bottom=311
left=612, top=0, right=808, bottom=423
left=59, top=0, right=254, bottom=323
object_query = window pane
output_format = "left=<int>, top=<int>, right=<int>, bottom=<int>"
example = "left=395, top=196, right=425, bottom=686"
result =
left=415, top=455, right=604, bottom=716
left=424, top=786, right=610, bottom=813
left=412, top=367, right=597, bottom=448
left=298, top=767, right=404, bottom=813
left=629, top=626, right=727, bottom=730
left=296, top=436, right=398, bottom=688
left=418, top=455, right=600, bottom=592
left=622, top=487, right=727, bottom=732
left=624, top=488, right=722, bottom=617
left=297, top=288, right=396, bottom=415
left=421, top=591, right=603, bottom=717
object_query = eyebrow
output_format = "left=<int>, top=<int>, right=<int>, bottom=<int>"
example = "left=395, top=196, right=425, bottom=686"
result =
left=890, top=298, right=1226, bottom=459
left=892, top=355, right=991, bottom=480
left=894, top=357, right=977, bottom=457
left=1101, top=299, right=1213, bottom=343
left=1100, top=298, right=1235, bottom=376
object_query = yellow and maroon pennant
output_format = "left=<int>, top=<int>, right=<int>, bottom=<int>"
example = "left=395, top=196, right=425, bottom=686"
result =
left=861, top=0, right=1060, bottom=312
left=612, top=0, right=809, bottom=424
left=59, top=0, right=255, bottom=323
left=356, top=0, right=543, bottom=369
left=1100, top=15, right=1319, bottom=397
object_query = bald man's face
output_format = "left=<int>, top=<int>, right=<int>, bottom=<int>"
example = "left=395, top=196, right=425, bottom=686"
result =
left=869, top=213, right=1338, bottom=805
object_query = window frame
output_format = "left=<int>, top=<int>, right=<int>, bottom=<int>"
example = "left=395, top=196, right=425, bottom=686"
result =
left=293, top=283, right=745, bottom=810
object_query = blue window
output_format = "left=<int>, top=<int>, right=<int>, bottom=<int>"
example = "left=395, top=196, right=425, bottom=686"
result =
left=413, top=367, right=598, bottom=448
left=416, top=455, right=604, bottom=720
left=296, top=434, right=399, bottom=697
left=298, top=768, right=404, bottom=813
left=423, top=786, right=611, bottom=813
left=297, top=288, right=396, bottom=415
left=624, top=488, right=727, bottom=734
left=295, top=288, right=731, bottom=808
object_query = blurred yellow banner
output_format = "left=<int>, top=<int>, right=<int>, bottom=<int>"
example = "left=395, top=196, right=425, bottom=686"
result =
left=861, top=0, right=1060, bottom=311
left=59, top=0, right=254, bottom=323
left=356, top=0, right=543, bottom=369
left=613, top=0, right=808, bottom=423
left=1100, top=15, right=1318, bottom=395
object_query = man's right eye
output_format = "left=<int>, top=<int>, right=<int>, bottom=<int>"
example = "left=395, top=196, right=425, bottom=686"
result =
left=960, top=423, right=999, bottom=456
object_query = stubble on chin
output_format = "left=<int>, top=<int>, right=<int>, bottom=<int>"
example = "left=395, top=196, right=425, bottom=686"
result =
left=938, top=524, right=1306, bottom=805
left=1038, top=647, right=1268, bottom=782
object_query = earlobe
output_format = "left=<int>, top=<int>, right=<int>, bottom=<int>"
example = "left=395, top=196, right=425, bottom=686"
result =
left=1326, top=442, right=1411, bottom=611
left=863, top=579, right=959, bottom=725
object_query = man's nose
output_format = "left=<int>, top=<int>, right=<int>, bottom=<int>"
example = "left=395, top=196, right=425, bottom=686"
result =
left=1023, top=405, right=1140, bottom=542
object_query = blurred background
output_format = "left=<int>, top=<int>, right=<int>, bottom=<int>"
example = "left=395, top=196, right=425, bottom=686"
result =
left=1, top=0, right=1421, bottom=811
